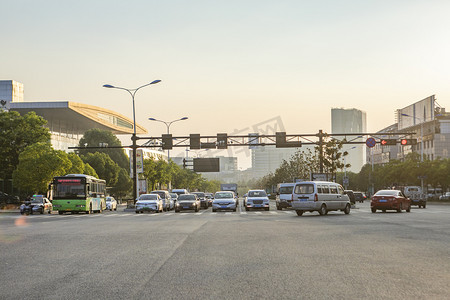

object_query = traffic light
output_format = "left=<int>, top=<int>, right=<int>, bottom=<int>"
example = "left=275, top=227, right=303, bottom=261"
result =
left=380, top=139, right=397, bottom=146
left=276, top=132, right=302, bottom=148
left=161, top=134, right=173, bottom=150
left=190, top=134, right=201, bottom=149
left=400, top=139, right=417, bottom=145
left=276, top=132, right=287, bottom=148
left=217, top=133, right=228, bottom=149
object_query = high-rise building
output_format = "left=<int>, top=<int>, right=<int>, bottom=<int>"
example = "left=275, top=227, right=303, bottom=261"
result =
left=0, top=80, right=24, bottom=110
left=331, top=108, right=367, bottom=172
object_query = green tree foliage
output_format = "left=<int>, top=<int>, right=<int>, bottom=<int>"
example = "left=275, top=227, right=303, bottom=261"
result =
left=67, top=153, right=85, bottom=174
left=83, top=163, right=98, bottom=177
left=13, top=142, right=71, bottom=195
left=0, top=111, right=50, bottom=183
left=81, top=152, right=120, bottom=186
left=110, top=168, right=132, bottom=199
left=77, top=128, right=129, bottom=169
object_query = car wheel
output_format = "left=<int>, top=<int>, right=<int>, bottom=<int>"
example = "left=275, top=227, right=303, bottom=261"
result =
left=277, top=205, right=282, bottom=211
left=344, top=204, right=350, bottom=214
left=318, top=204, right=327, bottom=216
left=296, top=210, right=303, bottom=216
left=265, top=207, right=269, bottom=211
left=212, top=209, right=216, bottom=212
left=371, top=208, right=376, bottom=213
left=40, top=208, right=44, bottom=214
left=406, top=205, right=411, bottom=212
left=135, top=211, right=139, bottom=214
left=423, top=203, right=427, bottom=208
left=233, top=208, right=237, bottom=212
left=397, top=204, right=402, bottom=213
left=195, top=206, right=199, bottom=212
left=382, top=209, right=386, bottom=213
left=59, top=211, right=64, bottom=215
left=245, top=207, right=249, bottom=211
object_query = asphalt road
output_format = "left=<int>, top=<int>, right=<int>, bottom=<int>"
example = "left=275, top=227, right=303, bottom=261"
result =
left=1, top=201, right=449, bottom=300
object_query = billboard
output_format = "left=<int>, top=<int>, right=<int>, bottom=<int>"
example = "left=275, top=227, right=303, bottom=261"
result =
left=398, top=95, right=435, bottom=130
left=193, top=158, right=220, bottom=172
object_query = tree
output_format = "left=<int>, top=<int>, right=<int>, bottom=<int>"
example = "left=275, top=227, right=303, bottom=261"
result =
left=81, top=152, right=120, bottom=186
left=67, top=153, right=85, bottom=174
left=110, top=168, right=132, bottom=200
left=0, top=111, right=50, bottom=190
left=13, top=142, right=71, bottom=195
left=77, top=128, right=129, bottom=169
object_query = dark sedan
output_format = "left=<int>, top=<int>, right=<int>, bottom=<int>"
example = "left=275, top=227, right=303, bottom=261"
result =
left=371, top=190, right=411, bottom=213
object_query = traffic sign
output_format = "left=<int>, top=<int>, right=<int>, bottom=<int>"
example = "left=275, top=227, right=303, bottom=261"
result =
left=366, top=137, right=376, bottom=148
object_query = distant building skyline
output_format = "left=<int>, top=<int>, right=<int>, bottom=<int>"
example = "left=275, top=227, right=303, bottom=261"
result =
left=331, top=108, right=367, bottom=173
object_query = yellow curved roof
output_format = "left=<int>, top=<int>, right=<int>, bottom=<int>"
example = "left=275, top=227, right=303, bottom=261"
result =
left=10, top=101, right=147, bottom=135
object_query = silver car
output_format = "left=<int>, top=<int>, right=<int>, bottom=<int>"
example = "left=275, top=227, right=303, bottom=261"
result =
left=245, top=190, right=270, bottom=211
left=212, top=191, right=237, bottom=212
left=135, top=194, right=163, bottom=213
left=106, top=196, right=117, bottom=211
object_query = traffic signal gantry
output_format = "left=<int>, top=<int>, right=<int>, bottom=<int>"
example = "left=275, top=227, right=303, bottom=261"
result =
left=69, top=131, right=416, bottom=173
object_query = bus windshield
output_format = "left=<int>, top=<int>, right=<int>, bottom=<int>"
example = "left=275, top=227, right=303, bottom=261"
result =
left=54, top=178, right=86, bottom=199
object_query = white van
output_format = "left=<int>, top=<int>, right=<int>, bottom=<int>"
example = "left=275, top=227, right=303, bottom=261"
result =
left=276, top=183, right=295, bottom=210
left=291, top=181, right=351, bottom=216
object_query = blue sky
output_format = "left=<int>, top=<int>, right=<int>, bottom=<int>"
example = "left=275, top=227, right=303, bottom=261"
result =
left=2, top=0, right=450, bottom=167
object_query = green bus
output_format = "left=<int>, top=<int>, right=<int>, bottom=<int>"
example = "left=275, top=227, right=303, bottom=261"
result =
left=50, top=174, right=106, bottom=215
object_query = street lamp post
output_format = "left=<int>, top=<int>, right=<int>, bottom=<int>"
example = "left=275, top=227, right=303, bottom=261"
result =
left=103, top=80, right=161, bottom=203
left=148, top=117, right=188, bottom=161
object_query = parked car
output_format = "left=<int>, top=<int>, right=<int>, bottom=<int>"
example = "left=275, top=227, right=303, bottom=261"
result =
left=291, top=181, right=351, bottom=216
left=276, top=183, right=295, bottom=210
left=353, top=191, right=367, bottom=203
left=151, top=190, right=174, bottom=211
left=212, top=191, right=237, bottom=212
left=135, top=194, right=163, bottom=213
left=245, top=190, right=270, bottom=211
left=439, top=192, right=450, bottom=200
left=175, top=194, right=200, bottom=212
left=371, top=190, right=411, bottom=213
left=105, top=196, right=117, bottom=211
left=0, top=191, right=20, bottom=209
left=192, top=192, right=208, bottom=209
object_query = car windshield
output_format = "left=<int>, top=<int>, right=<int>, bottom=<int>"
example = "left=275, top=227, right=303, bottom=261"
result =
left=375, top=190, right=399, bottom=196
left=178, top=195, right=196, bottom=201
left=279, top=186, right=293, bottom=194
left=193, top=193, right=205, bottom=197
left=248, top=191, right=267, bottom=197
left=139, top=194, right=158, bottom=200
left=215, top=192, right=233, bottom=199
left=151, top=191, right=166, bottom=198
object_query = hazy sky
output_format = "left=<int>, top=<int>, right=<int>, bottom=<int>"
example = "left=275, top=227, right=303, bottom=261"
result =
left=2, top=0, right=450, bottom=168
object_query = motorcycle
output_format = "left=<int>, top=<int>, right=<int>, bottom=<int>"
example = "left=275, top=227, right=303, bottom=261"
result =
left=20, top=200, right=33, bottom=215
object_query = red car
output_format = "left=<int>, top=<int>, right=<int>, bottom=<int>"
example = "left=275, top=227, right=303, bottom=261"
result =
left=371, top=190, right=411, bottom=213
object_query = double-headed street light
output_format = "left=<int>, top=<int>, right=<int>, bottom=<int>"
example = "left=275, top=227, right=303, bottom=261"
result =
left=148, top=117, right=188, bottom=160
left=103, top=80, right=161, bottom=203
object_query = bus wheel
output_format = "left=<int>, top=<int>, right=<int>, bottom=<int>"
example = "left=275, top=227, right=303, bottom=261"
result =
left=58, top=211, right=63, bottom=215
left=87, top=205, right=92, bottom=214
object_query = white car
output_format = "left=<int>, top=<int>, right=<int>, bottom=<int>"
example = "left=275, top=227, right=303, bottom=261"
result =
left=105, top=196, right=117, bottom=211
left=212, top=191, right=237, bottom=212
left=245, top=190, right=270, bottom=211
left=135, top=194, right=163, bottom=213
